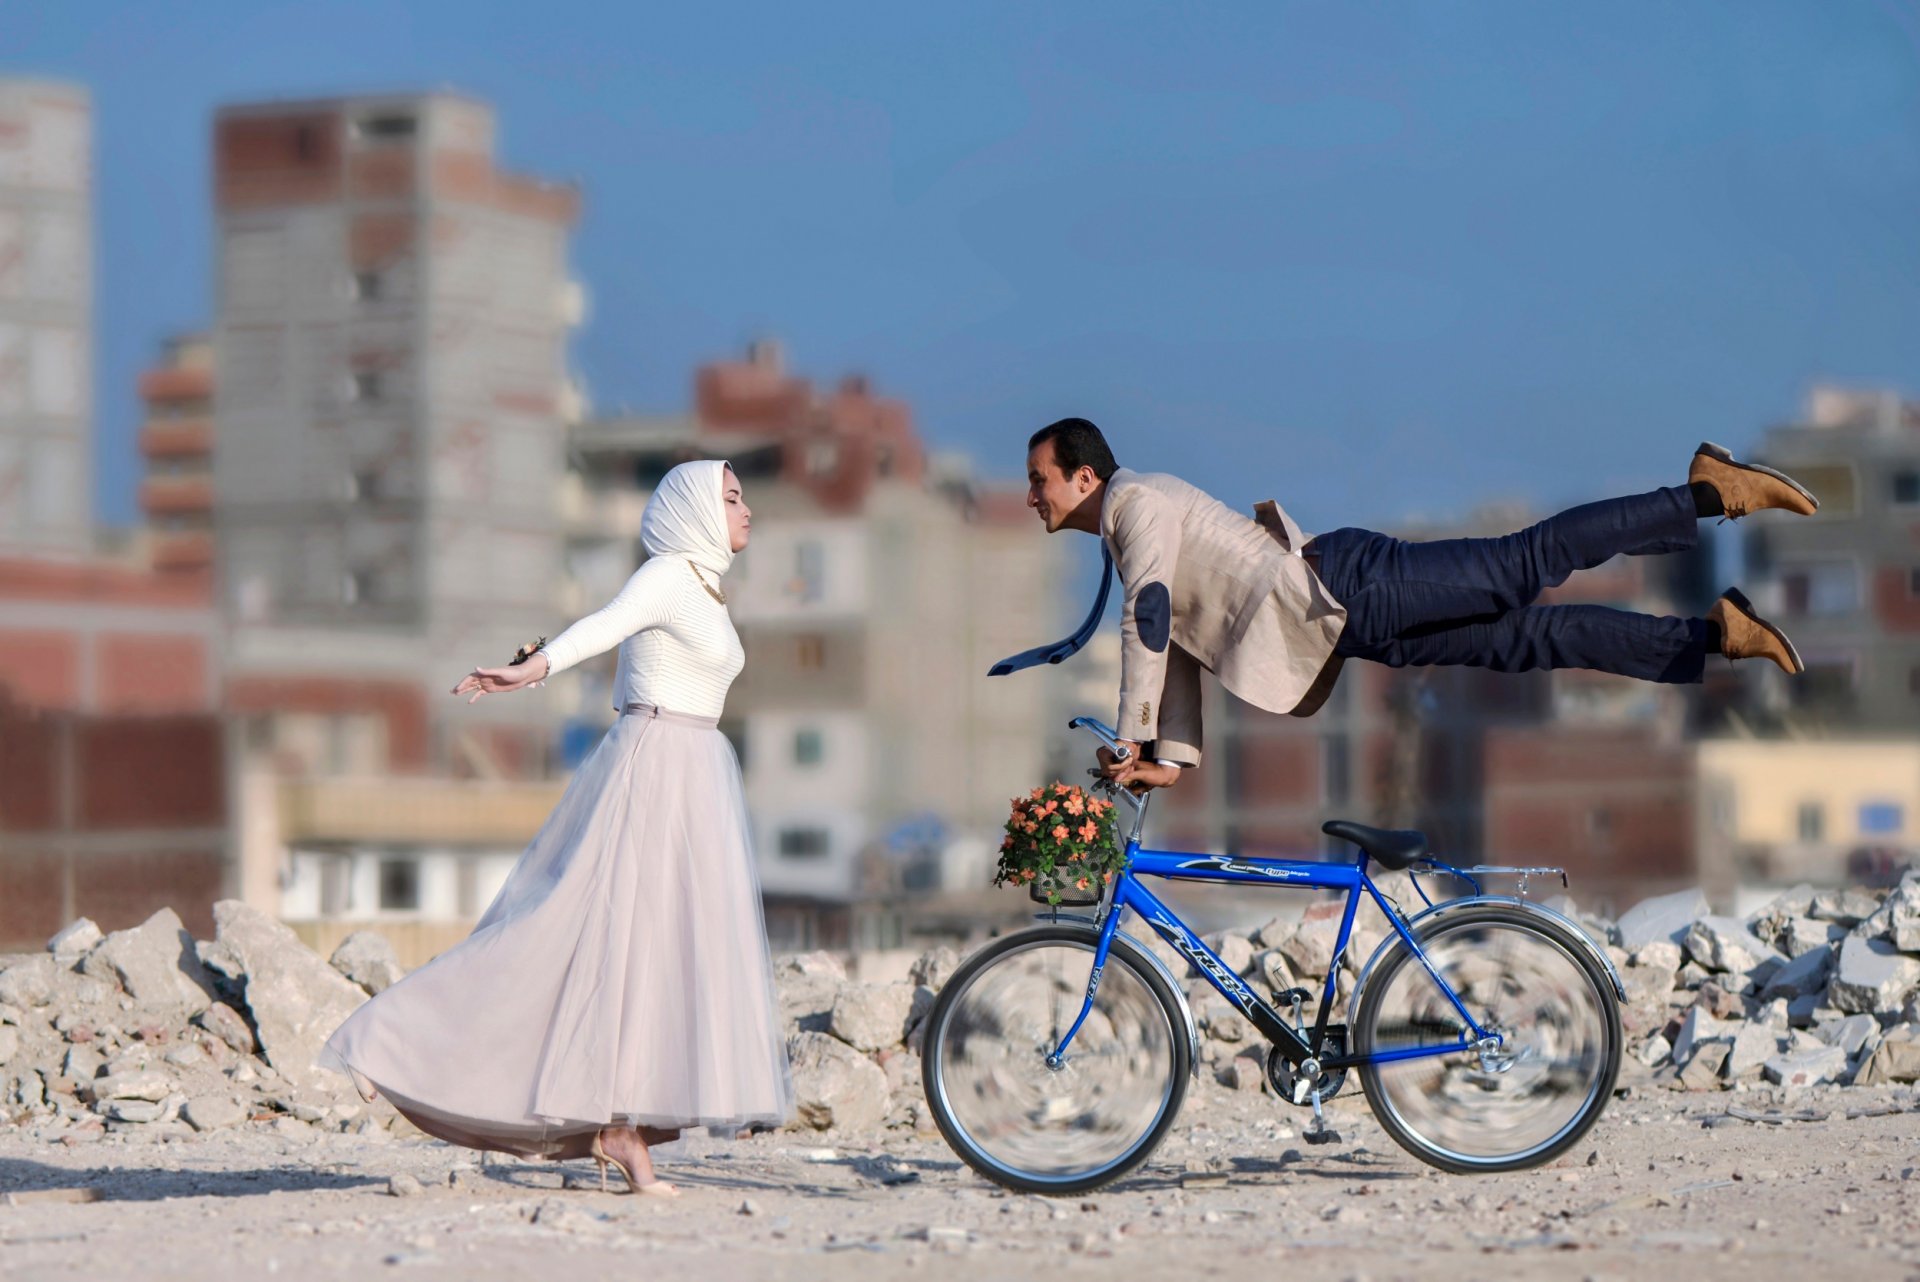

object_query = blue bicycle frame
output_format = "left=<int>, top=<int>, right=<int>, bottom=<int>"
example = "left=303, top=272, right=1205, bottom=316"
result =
left=1049, top=823, right=1497, bottom=1074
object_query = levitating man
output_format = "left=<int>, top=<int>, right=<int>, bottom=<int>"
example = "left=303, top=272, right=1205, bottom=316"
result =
left=1003, top=418, right=1815, bottom=792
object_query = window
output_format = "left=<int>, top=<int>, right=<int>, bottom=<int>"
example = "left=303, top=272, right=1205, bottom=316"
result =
left=292, top=125, right=317, bottom=161
left=795, top=540, right=825, bottom=603
left=1779, top=561, right=1858, bottom=617
left=1797, top=802, right=1825, bottom=842
left=796, top=635, right=825, bottom=669
left=793, top=728, right=824, bottom=766
left=378, top=858, right=420, bottom=911
left=355, top=113, right=417, bottom=140
left=1794, top=657, right=1857, bottom=708
left=319, top=856, right=352, bottom=916
left=1588, top=807, right=1612, bottom=840
left=805, top=441, right=839, bottom=477
left=1908, top=568, right=1920, bottom=598
left=1321, top=734, right=1349, bottom=806
left=778, top=828, right=830, bottom=860
left=347, top=468, right=378, bottom=502
left=1895, top=472, right=1920, bottom=506
left=343, top=568, right=373, bottom=604
left=352, top=371, right=382, bottom=402
left=1910, top=666, right=1920, bottom=698
left=353, top=271, right=382, bottom=302
left=1860, top=802, right=1904, bottom=836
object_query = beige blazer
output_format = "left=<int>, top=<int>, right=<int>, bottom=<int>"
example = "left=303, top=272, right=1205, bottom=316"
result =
left=1102, top=468, right=1347, bottom=765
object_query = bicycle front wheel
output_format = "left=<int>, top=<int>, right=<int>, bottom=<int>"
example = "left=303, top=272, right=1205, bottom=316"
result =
left=921, top=925, right=1190, bottom=1195
left=1354, top=903, right=1621, bottom=1174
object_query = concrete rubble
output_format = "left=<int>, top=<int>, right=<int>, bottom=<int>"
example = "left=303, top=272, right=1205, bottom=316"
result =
left=1, top=870, right=1918, bottom=1154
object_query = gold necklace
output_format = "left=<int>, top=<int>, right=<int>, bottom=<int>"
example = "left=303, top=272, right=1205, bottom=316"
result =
left=686, top=559, right=727, bottom=604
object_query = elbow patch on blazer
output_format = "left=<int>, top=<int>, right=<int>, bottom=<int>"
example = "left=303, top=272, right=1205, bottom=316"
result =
left=1136, top=582, right=1171, bottom=653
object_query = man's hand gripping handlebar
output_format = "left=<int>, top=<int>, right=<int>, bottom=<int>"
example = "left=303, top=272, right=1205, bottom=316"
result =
left=1069, top=717, right=1181, bottom=795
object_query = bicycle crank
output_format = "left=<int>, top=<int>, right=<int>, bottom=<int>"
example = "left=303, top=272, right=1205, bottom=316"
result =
left=1264, top=1031, right=1349, bottom=1111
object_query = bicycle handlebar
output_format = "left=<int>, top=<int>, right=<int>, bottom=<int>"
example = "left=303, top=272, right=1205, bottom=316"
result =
left=1067, top=717, right=1131, bottom=763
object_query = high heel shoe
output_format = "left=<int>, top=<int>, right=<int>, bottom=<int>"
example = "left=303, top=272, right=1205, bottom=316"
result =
left=348, top=1067, right=379, bottom=1103
left=590, top=1129, right=680, bottom=1198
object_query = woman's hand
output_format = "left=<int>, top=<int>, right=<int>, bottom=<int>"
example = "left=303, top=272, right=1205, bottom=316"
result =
left=452, top=654, right=550, bottom=703
left=1096, top=741, right=1181, bottom=792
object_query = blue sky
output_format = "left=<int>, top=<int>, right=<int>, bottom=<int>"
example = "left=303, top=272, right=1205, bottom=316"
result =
left=12, top=0, right=1920, bottom=536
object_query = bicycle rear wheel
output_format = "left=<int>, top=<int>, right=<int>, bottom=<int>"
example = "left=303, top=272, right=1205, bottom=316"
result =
left=921, top=925, right=1189, bottom=1195
left=1354, top=903, right=1620, bottom=1173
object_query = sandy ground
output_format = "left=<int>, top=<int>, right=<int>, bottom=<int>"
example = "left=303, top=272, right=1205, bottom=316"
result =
left=2, top=1075, right=1917, bottom=1282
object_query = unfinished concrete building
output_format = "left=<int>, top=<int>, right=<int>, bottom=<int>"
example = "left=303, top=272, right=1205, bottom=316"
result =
left=0, top=78, right=92, bottom=559
left=210, top=94, right=583, bottom=961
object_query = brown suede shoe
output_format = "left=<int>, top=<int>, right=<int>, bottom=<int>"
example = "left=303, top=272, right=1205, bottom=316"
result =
left=1691, top=441, right=1819, bottom=517
left=1709, top=587, right=1804, bottom=674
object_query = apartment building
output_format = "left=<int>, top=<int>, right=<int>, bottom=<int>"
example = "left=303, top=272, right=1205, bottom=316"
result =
left=206, top=93, right=585, bottom=961
left=0, top=78, right=91, bottom=559
left=0, top=81, right=230, bottom=949
left=1743, top=387, right=1920, bottom=732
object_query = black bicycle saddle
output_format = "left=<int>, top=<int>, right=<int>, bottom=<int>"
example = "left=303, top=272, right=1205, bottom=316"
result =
left=1320, top=820, right=1429, bottom=871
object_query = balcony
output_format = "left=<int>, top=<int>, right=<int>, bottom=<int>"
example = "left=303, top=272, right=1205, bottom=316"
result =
left=139, top=476, right=214, bottom=517
left=152, top=532, right=215, bottom=571
left=139, top=420, right=214, bottom=459
left=139, top=367, right=213, bottom=402
left=277, top=775, right=569, bottom=846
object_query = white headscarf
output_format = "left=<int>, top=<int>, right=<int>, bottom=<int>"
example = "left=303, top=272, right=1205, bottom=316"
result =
left=641, top=459, right=735, bottom=577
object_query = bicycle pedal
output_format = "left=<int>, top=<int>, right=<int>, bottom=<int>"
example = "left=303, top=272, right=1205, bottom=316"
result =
left=1303, top=1128, right=1342, bottom=1146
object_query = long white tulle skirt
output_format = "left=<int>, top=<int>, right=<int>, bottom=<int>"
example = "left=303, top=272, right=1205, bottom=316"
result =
left=318, top=703, right=794, bottom=1158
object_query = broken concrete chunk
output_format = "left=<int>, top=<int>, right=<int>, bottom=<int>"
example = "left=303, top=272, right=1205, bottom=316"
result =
left=1616, top=889, right=1709, bottom=952
left=1683, top=916, right=1783, bottom=976
left=1829, top=936, right=1920, bottom=1016
left=1763, top=1044, right=1849, bottom=1089
left=46, top=918, right=103, bottom=958
left=208, top=901, right=366, bottom=1092
left=328, top=932, right=406, bottom=996
left=787, top=1031, right=889, bottom=1133
left=79, top=909, right=217, bottom=1017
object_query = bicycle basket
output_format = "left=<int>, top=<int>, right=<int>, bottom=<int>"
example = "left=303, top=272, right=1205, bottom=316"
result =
left=1029, top=882, right=1102, bottom=908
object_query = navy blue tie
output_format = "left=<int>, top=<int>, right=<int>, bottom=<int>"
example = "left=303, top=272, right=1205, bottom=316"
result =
left=987, top=545, right=1114, bottom=676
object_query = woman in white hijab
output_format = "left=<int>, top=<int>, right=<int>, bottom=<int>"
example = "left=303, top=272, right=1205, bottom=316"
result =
left=320, top=461, right=791, bottom=1195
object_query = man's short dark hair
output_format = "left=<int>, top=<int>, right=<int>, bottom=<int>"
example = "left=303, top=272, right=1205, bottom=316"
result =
left=1029, top=417, right=1117, bottom=482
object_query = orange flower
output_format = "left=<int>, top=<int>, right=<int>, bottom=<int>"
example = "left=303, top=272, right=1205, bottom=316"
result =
left=1029, top=787, right=1046, bottom=801
left=1075, top=877, right=1091, bottom=890
left=1103, top=871, right=1116, bottom=884
left=1043, top=799, right=1059, bottom=815
left=1078, top=820, right=1098, bottom=842
left=1051, top=824, right=1069, bottom=842
left=1000, top=835, right=1013, bottom=850
left=1023, top=820, right=1038, bottom=834
left=1065, top=796, right=1085, bottom=817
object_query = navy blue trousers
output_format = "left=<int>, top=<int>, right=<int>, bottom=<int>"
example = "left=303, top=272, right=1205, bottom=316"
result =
left=1309, top=486, right=1710, bottom=685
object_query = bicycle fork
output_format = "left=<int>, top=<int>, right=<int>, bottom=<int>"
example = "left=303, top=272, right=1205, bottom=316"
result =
left=1044, top=902, right=1127, bottom=1070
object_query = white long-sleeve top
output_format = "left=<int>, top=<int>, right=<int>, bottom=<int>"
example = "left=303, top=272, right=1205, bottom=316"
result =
left=539, top=557, right=744, bottom=719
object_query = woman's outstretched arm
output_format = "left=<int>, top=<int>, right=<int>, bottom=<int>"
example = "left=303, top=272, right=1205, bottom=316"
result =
left=452, top=559, right=681, bottom=702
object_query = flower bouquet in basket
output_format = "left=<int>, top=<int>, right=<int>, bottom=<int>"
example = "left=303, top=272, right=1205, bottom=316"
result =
left=994, top=782, right=1125, bottom=906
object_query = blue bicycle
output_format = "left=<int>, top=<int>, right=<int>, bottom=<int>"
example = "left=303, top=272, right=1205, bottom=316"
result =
left=922, top=717, right=1625, bottom=1195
